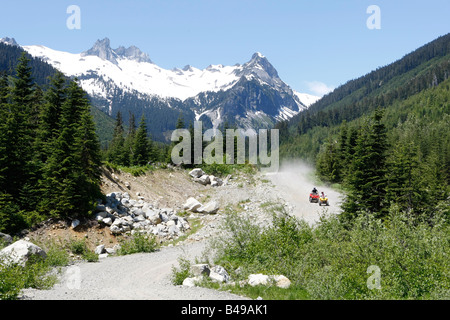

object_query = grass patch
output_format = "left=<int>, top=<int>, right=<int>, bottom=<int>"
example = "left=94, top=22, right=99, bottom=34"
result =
left=165, top=218, right=203, bottom=247
left=170, top=256, right=194, bottom=285
left=66, top=238, right=98, bottom=262
left=116, top=232, right=158, bottom=255
left=103, top=161, right=156, bottom=177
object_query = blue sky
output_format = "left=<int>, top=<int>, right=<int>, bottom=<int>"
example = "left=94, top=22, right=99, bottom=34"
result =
left=1, top=0, right=449, bottom=96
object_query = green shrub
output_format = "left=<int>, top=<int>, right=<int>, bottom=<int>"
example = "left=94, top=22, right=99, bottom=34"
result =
left=210, top=204, right=450, bottom=300
left=67, top=238, right=98, bottom=262
left=117, top=233, right=158, bottom=255
left=170, top=256, right=193, bottom=285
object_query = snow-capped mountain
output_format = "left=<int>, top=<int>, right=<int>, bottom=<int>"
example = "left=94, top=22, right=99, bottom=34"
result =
left=3, top=37, right=319, bottom=140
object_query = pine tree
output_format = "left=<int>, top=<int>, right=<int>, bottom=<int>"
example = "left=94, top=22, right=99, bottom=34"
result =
left=132, top=115, right=151, bottom=166
left=6, top=53, right=36, bottom=203
left=0, top=73, right=9, bottom=190
left=75, top=105, right=103, bottom=207
left=123, top=112, right=136, bottom=166
left=38, top=71, right=67, bottom=145
left=385, top=141, right=421, bottom=213
left=176, top=112, right=185, bottom=129
left=40, top=80, right=101, bottom=217
left=342, top=109, right=389, bottom=220
left=107, top=111, right=127, bottom=165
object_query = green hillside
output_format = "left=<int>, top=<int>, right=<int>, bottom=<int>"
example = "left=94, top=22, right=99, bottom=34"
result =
left=277, top=33, right=449, bottom=220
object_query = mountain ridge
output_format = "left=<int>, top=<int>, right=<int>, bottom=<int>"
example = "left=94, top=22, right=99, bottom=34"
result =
left=2, top=36, right=320, bottom=141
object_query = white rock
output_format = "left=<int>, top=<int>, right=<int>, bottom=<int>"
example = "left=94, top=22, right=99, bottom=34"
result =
left=212, top=265, right=230, bottom=282
left=197, top=201, right=220, bottom=214
left=248, top=274, right=270, bottom=287
left=71, top=219, right=80, bottom=229
left=189, top=168, right=205, bottom=178
left=0, top=240, right=47, bottom=266
left=183, top=197, right=203, bottom=212
left=182, top=276, right=202, bottom=287
left=190, top=264, right=211, bottom=276
left=95, top=244, right=105, bottom=255
left=273, top=275, right=291, bottom=289
left=102, top=217, right=113, bottom=226
left=194, top=174, right=210, bottom=185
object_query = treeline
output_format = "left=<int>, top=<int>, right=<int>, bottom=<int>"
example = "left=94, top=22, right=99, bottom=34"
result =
left=315, top=79, right=449, bottom=222
left=104, top=110, right=169, bottom=166
left=0, top=53, right=102, bottom=234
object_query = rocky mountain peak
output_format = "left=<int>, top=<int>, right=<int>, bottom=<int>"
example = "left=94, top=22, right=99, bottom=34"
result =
left=81, top=37, right=118, bottom=64
left=0, top=37, right=19, bottom=47
left=81, top=38, right=152, bottom=64
left=115, top=45, right=152, bottom=64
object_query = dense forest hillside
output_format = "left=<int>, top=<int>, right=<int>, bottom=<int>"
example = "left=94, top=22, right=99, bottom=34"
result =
left=277, top=33, right=449, bottom=221
left=278, top=33, right=450, bottom=162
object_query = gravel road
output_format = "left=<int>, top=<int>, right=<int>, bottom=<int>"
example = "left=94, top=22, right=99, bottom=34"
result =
left=22, top=161, right=342, bottom=300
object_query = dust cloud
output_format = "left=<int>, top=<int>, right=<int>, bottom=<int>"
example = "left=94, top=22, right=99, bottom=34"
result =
left=264, top=159, right=343, bottom=225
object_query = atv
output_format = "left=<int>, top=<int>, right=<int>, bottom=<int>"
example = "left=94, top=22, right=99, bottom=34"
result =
left=309, top=192, right=320, bottom=203
left=319, top=195, right=329, bottom=206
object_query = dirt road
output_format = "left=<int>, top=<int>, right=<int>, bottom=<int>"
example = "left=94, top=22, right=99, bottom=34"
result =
left=264, top=160, right=343, bottom=225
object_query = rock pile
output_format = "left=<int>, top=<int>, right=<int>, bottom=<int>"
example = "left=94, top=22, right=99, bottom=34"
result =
left=95, top=192, right=190, bottom=240
left=183, top=197, right=220, bottom=214
left=181, top=263, right=291, bottom=289
left=188, top=168, right=231, bottom=187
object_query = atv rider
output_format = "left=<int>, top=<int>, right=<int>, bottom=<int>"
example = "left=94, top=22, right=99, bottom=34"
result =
left=312, top=187, right=318, bottom=195
left=321, top=192, right=326, bottom=198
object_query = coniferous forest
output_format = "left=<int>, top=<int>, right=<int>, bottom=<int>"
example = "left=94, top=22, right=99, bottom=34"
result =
left=0, top=54, right=103, bottom=234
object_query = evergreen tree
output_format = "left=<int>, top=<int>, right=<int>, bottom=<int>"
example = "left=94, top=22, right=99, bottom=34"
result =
left=123, top=112, right=136, bottom=166
left=5, top=53, right=36, bottom=203
left=40, top=80, right=101, bottom=217
left=75, top=105, right=103, bottom=206
left=385, top=141, right=421, bottom=213
left=342, top=109, right=389, bottom=220
left=38, top=71, right=67, bottom=145
left=176, top=112, right=185, bottom=129
left=107, top=111, right=127, bottom=165
left=132, top=115, right=151, bottom=166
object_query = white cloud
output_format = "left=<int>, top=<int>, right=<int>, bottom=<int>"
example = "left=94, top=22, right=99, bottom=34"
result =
left=305, top=81, right=335, bottom=97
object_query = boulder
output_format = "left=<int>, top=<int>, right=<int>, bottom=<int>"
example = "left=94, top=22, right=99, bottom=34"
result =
left=189, top=168, right=205, bottom=178
left=0, top=240, right=47, bottom=266
left=168, top=224, right=180, bottom=235
left=110, top=225, right=122, bottom=234
left=95, top=244, right=105, bottom=255
left=273, top=275, right=291, bottom=289
left=248, top=274, right=270, bottom=287
left=0, top=232, right=13, bottom=245
left=210, top=265, right=230, bottom=283
left=198, top=201, right=220, bottom=214
left=190, top=264, right=211, bottom=276
left=102, top=217, right=113, bottom=226
left=194, top=175, right=210, bottom=185
left=182, top=276, right=202, bottom=287
left=71, top=219, right=80, bottom=229
left=183, top=197, right=203, bottom=212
